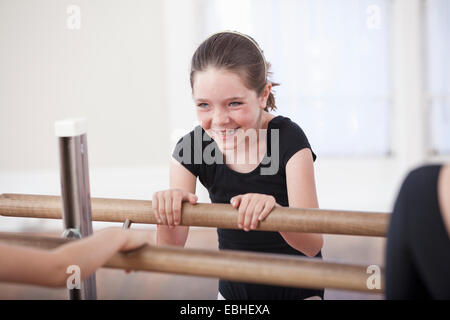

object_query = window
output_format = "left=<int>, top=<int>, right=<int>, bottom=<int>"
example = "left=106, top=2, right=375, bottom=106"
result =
left=425, top=0, right=450, bottom=155
left=203, top=0, right=392, bottom=156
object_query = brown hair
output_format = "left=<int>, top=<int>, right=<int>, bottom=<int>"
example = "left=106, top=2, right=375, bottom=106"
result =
left=190, top=31, right=279, bottom=112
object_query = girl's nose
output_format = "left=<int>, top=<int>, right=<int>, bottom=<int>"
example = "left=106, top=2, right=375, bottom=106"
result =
left=212, top=109, right=230, bottom=126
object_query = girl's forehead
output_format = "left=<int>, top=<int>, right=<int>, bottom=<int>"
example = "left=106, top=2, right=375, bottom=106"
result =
left=193, top=68, right=252, bottom=98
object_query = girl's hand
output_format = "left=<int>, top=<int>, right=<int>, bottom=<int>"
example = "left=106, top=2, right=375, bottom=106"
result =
left=152, top=189, right=198, bottom=228
left=230, top=193, right=280, bottom=231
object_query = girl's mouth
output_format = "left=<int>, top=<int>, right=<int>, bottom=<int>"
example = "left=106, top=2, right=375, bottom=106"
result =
left=213, top=127, right=240, bottom=137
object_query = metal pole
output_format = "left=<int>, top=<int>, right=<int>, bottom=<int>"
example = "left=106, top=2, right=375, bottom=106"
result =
left=55, top=118, right=97, bottom=300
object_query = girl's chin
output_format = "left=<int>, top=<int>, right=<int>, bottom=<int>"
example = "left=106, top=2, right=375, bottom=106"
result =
left=216, top=139, right=244, bottom=151
left=216, top=141, right=237, bottom=150
left=212, top=133, right=237, bottom=144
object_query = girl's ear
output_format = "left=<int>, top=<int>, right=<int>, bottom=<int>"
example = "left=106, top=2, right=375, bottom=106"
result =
left=260, top=82, right=272, bottom=109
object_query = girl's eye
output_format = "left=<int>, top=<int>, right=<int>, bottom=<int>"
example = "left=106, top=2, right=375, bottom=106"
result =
left=197, top=103, right=209, bottom=108
left=229, top=102, right=242, bottom=107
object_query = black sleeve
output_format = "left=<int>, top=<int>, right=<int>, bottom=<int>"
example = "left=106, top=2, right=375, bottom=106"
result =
left=281, top=119, right=317, bottom=169
left=171, top=129, right=201, bottom=178
left=385, top=168, right=428, bottom=299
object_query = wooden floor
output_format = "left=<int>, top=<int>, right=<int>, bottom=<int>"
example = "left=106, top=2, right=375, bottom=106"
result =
left=0, top=228, right=385, bottom=300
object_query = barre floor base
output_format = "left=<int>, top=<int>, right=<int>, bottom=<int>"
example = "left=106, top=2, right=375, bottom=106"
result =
left=0, top=232, right=383, bottom=293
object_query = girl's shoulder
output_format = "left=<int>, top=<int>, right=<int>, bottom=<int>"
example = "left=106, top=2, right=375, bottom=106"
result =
left=268, top=115, right=308, bottom=139
left=268, top=114, right=317, bottom=163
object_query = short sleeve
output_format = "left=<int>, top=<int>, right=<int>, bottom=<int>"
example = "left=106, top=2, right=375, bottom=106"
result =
left=280, top=119, right=317, bottom=169
left=171, top=129, right=201, bottom=177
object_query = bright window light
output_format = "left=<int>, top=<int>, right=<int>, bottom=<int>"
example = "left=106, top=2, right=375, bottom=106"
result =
left=425, top=0, right=450, bottom=155
left=204, top=0, right=392, bottom=157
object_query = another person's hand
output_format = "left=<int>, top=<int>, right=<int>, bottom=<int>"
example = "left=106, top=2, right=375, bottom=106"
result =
left=230, top=193, right=280, bottom=231
left=152, top=189, right=198, bottom=228
left=119, top=229, right=153, bottom=274
left=119, top=229, right=153, bottom=252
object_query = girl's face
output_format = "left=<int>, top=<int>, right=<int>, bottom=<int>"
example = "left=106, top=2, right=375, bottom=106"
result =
left=192, top=67, right=268, bottom=151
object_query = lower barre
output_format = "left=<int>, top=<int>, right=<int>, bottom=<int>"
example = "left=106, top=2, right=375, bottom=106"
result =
left=0, top=232, right=383, bottom=293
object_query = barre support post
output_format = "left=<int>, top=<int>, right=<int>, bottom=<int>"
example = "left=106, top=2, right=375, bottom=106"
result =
left=55, top=118, right=97, bottom=300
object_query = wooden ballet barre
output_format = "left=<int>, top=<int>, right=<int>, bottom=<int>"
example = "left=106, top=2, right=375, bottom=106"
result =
left=0, top=193, right=390, bottom=237
left=0, top=232, right=383, bottom=293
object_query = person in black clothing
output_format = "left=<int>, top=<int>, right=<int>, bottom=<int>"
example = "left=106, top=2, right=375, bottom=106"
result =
left=152, top=31, right=324, bottom=300
left=385, top=164, right=450, bottom=299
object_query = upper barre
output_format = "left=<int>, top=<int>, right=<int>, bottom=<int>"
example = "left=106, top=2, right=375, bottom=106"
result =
left=0, top=193, right=390, bottom=237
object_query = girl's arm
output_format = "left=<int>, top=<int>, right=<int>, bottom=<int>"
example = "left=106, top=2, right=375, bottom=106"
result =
left=154, top=158, right=197, bottom=247
left=280, top=148, right=324, bottom=257
left=0, top=228, right=152, bottom=287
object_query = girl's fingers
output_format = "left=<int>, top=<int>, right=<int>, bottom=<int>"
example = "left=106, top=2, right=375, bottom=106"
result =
left=187, top=192, right=198, bottom=204
left=158, top=194, right=167, bottom=225
left=243, top=198, right=257, bottom=231
left=152, top=193, right=161, bottom=224
left=165, top=193, right=174, bottom=227
left=251, top=202, right=265, bottom=229
left=233, top=194, right=276, bottom=230
left=230, top=195, right=242, bottom=208
left=153, top=189, right=199, bottom=227
left=172, top=192, right=182, bottom=226
left=258, top=200, right=274, bottom=221
left=237, top=196, right=250, bottom=228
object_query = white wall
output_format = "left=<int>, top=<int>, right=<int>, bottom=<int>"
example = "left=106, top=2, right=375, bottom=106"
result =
left=0, top=0, right=169, bottom=172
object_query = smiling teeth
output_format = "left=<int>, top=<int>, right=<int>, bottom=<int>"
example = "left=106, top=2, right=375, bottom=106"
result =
left=214, top=128, right=239, bottom=135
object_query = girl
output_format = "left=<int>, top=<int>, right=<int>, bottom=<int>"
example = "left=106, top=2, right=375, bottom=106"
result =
left=152, top=31, right=324, bottom=300
left=0, top=228, right=152, bottom=287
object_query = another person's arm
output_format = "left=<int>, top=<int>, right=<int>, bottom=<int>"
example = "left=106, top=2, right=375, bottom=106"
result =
left=0, top=228, right=152, bottom=287
left=153, top=158, right=197, bottom=247
left=438, top=164, right=450, bottom=236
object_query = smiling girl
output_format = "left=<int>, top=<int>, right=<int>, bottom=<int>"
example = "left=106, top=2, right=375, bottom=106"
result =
left=152, top=31, right=324, bottom=300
